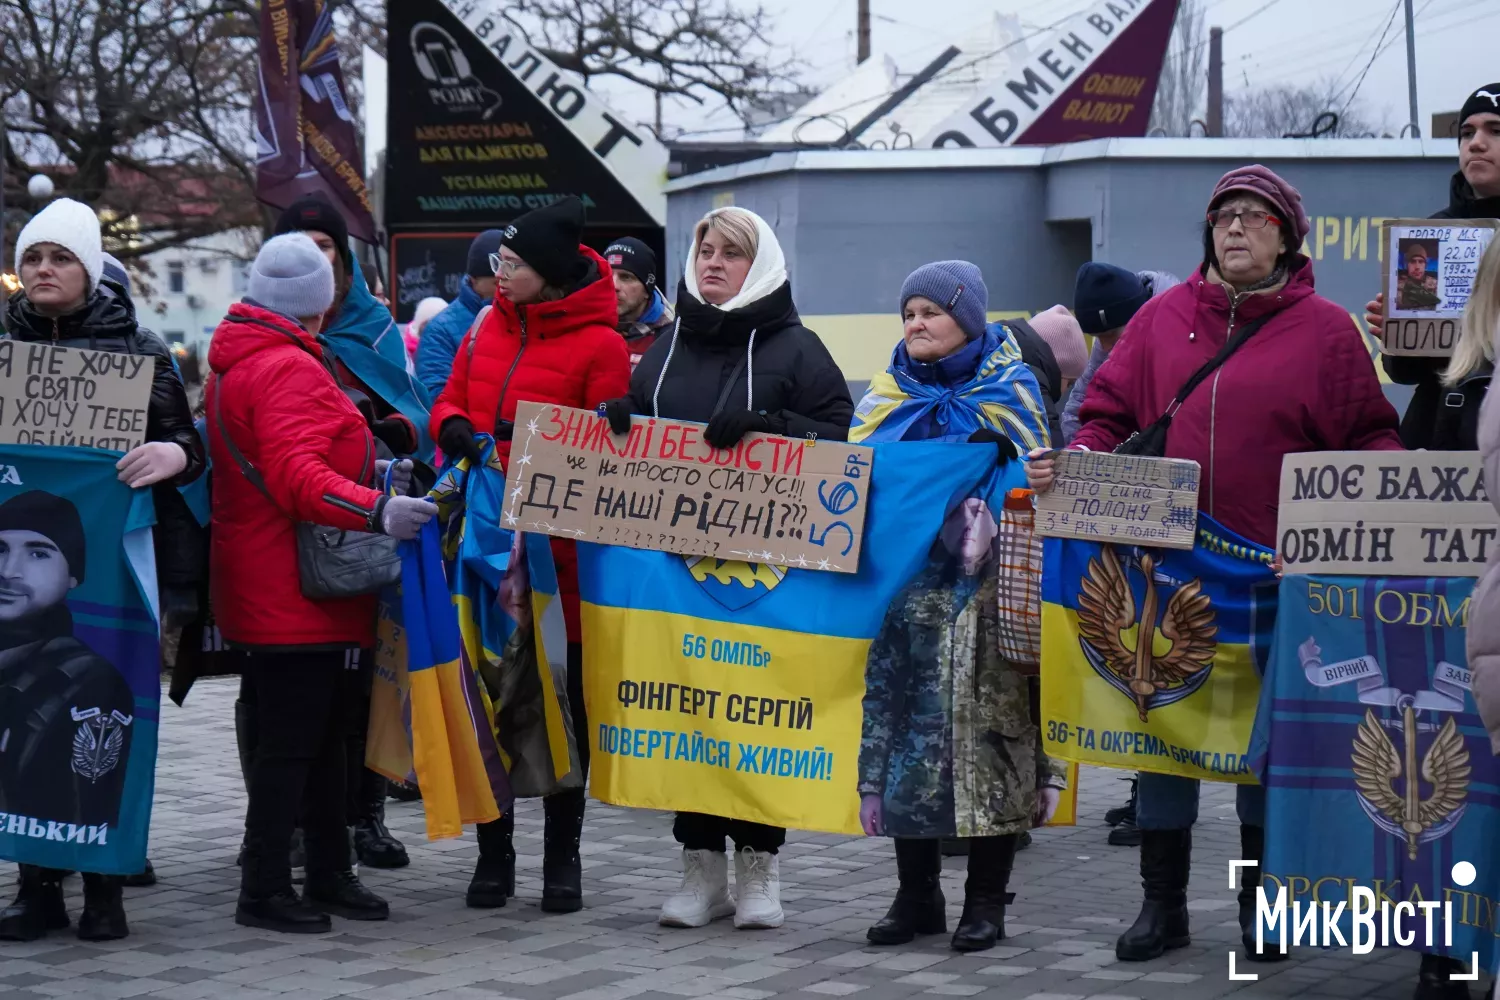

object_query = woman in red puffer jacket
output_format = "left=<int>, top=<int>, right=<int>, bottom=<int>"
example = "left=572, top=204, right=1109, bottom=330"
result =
left=429, top=196, right=629, bottom=918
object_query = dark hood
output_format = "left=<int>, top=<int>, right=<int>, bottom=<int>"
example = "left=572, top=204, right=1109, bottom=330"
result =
left=4, top=286, right=137, bottom=345
left=1436, top=170, right=1500, bottom=220
left=674, top=277, right=801, bottom=347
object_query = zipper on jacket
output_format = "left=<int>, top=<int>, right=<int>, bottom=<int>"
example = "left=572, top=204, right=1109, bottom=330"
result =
left=51, top=317, right=59, bottom=342
left=492, top=309, right=529, bottom=434
left=1207, top=295, right=1237, bottom=519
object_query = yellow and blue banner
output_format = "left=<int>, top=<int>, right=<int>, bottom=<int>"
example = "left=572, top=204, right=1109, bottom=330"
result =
left=1253, top=576, right=1498, bottom=970
left=0, top=446, right=160, bottom=875
left=1040, top=515, right=1277, bottom=783
left=578, top=442, right=1068, bottom=835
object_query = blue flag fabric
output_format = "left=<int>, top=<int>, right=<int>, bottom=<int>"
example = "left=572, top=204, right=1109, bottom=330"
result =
left=0, top=446, right=160, bottom=875
left=1253, top=576, right=1497, bottom=969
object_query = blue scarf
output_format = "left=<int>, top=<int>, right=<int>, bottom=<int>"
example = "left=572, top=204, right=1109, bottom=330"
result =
left=639, top=288, right=667, bottom=326
left=321, top=257, right=434, bottom=460
left=850, top=326, right=1049, bottom=449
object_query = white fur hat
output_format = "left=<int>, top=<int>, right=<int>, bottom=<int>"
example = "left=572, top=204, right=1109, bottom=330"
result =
left=15, top=198, right=104, bottom=294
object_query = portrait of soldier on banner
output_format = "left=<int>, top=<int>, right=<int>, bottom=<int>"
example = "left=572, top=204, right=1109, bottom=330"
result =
left=1395, top=238, right=1440, bottom=312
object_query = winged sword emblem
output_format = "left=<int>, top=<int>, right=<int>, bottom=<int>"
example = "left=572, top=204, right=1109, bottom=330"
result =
left=1075, top=546, right=1218, bottom=721
left=70, top=711, right=129, bottom=783
left=1352, top=707, right=1469, bottom=860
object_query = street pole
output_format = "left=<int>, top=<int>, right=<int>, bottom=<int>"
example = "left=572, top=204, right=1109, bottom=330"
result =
left=857, top=0, right=871, bottom=64
left=1404, top=0, right=1420, bottom=137
left=1207, top=27, right=1223, bottom=138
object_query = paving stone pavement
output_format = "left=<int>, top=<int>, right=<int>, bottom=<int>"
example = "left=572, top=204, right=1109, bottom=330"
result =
left=1, top=677, right=1490, bottom=1000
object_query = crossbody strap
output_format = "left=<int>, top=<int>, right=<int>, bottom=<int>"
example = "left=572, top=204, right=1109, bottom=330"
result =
left=1156, top=310, right=1276, bottom=423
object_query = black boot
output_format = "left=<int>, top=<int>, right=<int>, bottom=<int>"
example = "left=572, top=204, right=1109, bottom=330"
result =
left=1116, top=829, right=1191, bottom=961
left=0, top=866, right=69, bottom=941
left=1415, top=953, right=1472, bottom=1000
left=467, top=812, right=515, bottom=909
left=1107, top=816, right=1142, bottom=847
left=305, top=870, right=390, bottom=921
left=123, top=860, right=157, bottom=888
left=1105, top=779, right=1138, bottom=827
left=387, top=778, right=422, bottom=802
left=77, top=873, right=129, bottom=941
left=541, top=791, right=585, bottom=913
left=353, top=770, right=410, bottom=869
left=1238, top=824, right=1287, bottom=962
left=951, top=834, right=1016, bottom=952
left=236, top=835, right=330, bottom=934
left=868, top=838, right=946, bottom=945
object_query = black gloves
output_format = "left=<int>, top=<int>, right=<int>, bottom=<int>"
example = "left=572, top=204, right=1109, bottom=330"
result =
left=705, top=409, right=785, bottom=449
left=602, top=398, right=633, bottom=436
left=968, top=428, right=1019, bottom=464
left=372, top=415, right=417, bottom=456
left=438, top=417, right=483, bottom=466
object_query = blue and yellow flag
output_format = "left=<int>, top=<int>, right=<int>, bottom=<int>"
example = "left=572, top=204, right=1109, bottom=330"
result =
left=1253, top=576, right=1498, bottom=970
left=1040, top=515, right=1277, bottom=783
left=0, top=446, right=160, bottom=875
left=578, top=442, right=1042, bottom=835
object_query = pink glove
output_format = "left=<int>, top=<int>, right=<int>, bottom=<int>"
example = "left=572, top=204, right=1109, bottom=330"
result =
left=860, top=794, right=883, bottom=837
left=116, top=442, right=189, bottom=488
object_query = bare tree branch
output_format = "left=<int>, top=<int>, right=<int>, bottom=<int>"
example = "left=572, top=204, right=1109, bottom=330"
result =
left=1223, top=79, right=1390, bottom=138
left=1149, top=0, right=1205, bottom=137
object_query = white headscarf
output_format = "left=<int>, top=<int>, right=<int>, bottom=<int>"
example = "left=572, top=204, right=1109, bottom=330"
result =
left=682, top=207, right=788, bottom=312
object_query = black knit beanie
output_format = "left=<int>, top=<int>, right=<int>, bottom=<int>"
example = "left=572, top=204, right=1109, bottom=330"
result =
left=1459, top=84, right=1500, bottom=138
left=274, top=196, right=352, bottom=271
left=501, top=197, right=587, bottom=287
left=0, top=490, right=85, bottom=584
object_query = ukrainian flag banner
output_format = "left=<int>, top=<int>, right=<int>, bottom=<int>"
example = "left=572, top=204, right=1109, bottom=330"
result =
left=1040, top=515, right=1277, bottom=783
left=579, top=443, right=1036, bottom=835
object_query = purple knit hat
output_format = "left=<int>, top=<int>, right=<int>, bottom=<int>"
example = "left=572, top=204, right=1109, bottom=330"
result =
left=1208, top=164, right=1310, bottom=249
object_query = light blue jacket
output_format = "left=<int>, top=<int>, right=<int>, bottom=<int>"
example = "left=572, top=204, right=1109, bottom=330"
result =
left=416, top=278, right=487, bottom=399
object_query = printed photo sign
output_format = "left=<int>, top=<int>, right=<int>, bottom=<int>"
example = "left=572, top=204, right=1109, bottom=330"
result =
left=1277, top=451, right=1497, bottom=576
left=1379, top=218, right=1498, bottom=357
left=1034, top=451, right=1201, bottom=550
left=503, top=402, right=874, bottom=572
left=0, top=341, right=154, bottom=452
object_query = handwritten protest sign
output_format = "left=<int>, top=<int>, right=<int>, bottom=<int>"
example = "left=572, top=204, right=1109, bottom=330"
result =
left=1034, top=451, right=1200, bottom=550
left=503, top=403, right=874, bottom=572
left=0, top=341, right=153, bottom=451
left=1277, top=452, right=1497, bottom=576
left=1380, top=219, right=1498, bottom=357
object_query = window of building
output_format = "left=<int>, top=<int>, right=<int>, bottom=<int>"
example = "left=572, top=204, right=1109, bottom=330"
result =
left=164, top=331, right=185, bottom=345
left=167, top=261, right=185, bottom=294
left=232, top=261, right=250, bottom=294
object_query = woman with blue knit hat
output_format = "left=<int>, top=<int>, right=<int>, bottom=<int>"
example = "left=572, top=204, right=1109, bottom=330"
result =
left=851, top=261, right=1064, bottom=954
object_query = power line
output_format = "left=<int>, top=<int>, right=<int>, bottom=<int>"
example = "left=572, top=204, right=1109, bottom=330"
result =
left=1335, top=0, right=1401, bottom=117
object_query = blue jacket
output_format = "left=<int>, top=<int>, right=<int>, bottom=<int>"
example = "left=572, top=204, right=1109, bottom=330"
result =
left=416, top=278, right=487, bottom=398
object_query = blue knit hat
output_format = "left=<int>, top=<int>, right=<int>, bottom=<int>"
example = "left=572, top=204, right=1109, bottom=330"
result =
left=248, top=233, right=335, bottom=320
left=466, top=229, right=505, bottom=279
left=1074, top=262, right=1151, bottom=335
left=899, top=260, right=988, bottom=340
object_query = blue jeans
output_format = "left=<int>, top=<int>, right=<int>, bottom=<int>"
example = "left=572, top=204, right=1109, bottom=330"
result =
left=1135, top=773, right=1265, bottom=830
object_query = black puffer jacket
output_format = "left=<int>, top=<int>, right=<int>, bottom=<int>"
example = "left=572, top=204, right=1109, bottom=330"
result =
left=1002, top=317, right=1064, bottom=447
left=1382, top=171, right=1500, bottom=448
left=626, top=279, right=853, bottom=439
left=4, top=287, right=207, bottom=589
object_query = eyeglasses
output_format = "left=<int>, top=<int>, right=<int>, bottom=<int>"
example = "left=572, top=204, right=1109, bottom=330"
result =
left=488, top=253, right=531, bottom=278
left=1207, top=209, right=1282, bottom=230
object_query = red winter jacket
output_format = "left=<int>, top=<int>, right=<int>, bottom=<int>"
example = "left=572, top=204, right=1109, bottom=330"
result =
left=430, top=247, right=631, bottom=640
left=1071, top=257, right=1402, bottom=547
left=207, top=303, right=386, bottom=648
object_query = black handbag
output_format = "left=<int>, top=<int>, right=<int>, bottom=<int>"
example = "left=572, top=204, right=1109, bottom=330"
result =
left=1114, top=312, right=1275, bottom=457
left=211, top=382, right=400, bottom=600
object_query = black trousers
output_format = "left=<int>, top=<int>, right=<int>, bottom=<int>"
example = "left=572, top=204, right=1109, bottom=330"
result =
left=241, top=649, right=364, bottom=893
left=673, top=813, right=786, bottom=855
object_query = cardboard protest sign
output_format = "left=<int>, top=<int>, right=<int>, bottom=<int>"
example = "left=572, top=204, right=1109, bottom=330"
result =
left=1379, top=219, right=1498, bottom=357
left=1034, top=451, right=1200, bottom=550
left=1277, top=452, right=1497, bottom=576
left=0, top=341, right=153, bottom=451
left=503, top=402, right=874, bottom=573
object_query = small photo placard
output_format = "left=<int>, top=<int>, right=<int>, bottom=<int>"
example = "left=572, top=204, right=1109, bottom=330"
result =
left=1380, top=218, right=1498, bottom=357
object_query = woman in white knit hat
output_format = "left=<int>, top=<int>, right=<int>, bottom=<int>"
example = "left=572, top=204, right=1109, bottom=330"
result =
left=0, top=198, right=207, bottom=944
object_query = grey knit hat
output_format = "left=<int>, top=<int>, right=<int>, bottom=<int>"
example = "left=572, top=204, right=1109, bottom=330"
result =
left=899, top=260, right=989, bottom=340
left=248, top=233, right=335, bottom=319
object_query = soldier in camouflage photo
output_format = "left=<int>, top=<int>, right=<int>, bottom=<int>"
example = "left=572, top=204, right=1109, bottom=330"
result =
left=850, top=261, right=1066, bottom=956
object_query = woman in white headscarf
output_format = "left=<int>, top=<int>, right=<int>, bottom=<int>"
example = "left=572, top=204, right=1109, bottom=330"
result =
left=603, top=206, right=853, bottom=932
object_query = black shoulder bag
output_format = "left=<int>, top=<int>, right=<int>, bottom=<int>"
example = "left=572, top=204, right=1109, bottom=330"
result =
left=1114, top=312, right=1274, bottom=457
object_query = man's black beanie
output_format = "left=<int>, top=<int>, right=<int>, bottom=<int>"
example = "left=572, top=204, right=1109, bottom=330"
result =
left=274, top=196, right=353, bottom=271
left=0, top=491, right=85, bottom=584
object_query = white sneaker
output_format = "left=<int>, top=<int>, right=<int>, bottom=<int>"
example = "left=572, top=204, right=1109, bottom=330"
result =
left=659, top=849, right=735, bottom=928
left=733, top=848, right=784, bottom=929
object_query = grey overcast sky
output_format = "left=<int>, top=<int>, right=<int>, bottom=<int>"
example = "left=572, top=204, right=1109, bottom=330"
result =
left=595, top=0, right=1498, bottom=139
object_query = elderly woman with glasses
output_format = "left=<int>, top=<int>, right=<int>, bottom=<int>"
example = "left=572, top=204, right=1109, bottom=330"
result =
left=430, top=197, right=630, bottom=917
left=1027, top=165, right=1401, bottom=965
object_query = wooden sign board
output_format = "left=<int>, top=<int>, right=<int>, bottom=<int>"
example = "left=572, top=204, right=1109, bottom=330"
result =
left=1277, top=452, right=1497, bottom=576
left=1034, top=451, right=1201, bottom=550
left=1379, top=218, right=1498, bottom=357
left=502, top=402, right=874, bottom=573
left=0, top=340, right=154, bottom=452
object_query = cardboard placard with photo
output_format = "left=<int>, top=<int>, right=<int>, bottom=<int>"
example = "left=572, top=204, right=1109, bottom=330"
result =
left=1379, top=218, right=1499, bottom=357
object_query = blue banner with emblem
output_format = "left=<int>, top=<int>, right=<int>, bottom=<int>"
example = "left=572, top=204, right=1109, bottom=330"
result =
left=0, top=446, right=159, bottom=875
left=1252, top=576, right=1499, bottom=971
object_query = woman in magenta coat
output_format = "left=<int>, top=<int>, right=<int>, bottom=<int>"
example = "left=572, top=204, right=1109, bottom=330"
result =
left=1028, top=165, right=1402, bottom=966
